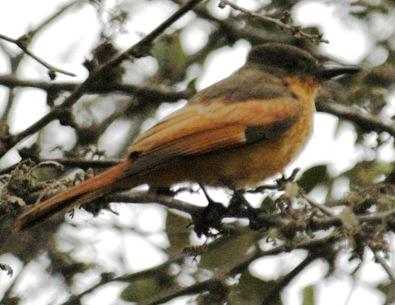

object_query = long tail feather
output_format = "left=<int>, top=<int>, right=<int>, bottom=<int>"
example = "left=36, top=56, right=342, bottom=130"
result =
left=15, top=160, right=131, bottom=231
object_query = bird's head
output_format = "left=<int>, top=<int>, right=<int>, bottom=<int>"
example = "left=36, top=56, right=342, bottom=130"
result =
left=247, top=43, right=360, bottom=81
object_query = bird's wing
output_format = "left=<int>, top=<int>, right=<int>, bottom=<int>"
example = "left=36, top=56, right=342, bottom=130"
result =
left=126, top=97, right=301, bottom=175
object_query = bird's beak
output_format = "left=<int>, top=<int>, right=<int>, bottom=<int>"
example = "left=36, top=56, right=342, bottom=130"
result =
left=313, top=66, right=361, bottom=80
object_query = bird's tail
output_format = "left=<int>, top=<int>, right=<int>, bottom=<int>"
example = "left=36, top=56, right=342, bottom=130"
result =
left=14, top=160, right=131, bottom=231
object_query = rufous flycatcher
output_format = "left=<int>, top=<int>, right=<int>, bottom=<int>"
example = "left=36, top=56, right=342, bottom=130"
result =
left=14, top=43, right=360, bottom=231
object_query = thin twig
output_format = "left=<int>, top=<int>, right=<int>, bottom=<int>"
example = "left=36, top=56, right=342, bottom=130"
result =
left=229, top=233, right=338, bottom=276
left=260, top=254, right=317, bottom=305
left=0, top=158, right=120, bottom=175
left=0, top=1, right=80, bottom=123
left=373, top=251, right=395, bottom=282
left=316, top=100, right=395, bottom=138
left=28, top=0, right=83, bottom=38
left=145, top=279, right=220, bottom=305
left=58, top=253, right=185, bottom=305
left=105, top=190, right=202, bottom=216
left=0, top=33, right=76, bottom=78
left=301, top=190, right=395, bottom=283
left=302, top=194, right=336, bottom=217
left=59, top=231, right=336, bottom=305
left=59, top=231, right=244, bottom=305
left=219, top=0, right=328, bottom=43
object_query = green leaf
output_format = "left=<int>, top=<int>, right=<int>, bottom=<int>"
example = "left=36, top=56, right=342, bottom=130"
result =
left=260, top=196, right=275, bottom=211
left=228, top=271, right=282, bottom=305
left=302, top=285, right=316, bottom=305
left=121, top=277, right=159, bottom=303
left=200, top=229, right=257, bottom=271
left=342, top=160, right=394, bottom=186
left=120, top=271, right=177, bottom=303
left=297, top=165, right=329, bottom=193
left=152, top=32, right=187, bottom=82
left=165, top=211, right=191, bottom=253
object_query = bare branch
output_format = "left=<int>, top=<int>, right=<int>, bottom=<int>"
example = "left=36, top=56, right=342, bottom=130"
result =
left=0, top=1, right=81, bottom=123
left=0, top=158, right=120, bottom=175
left=173, top=0, right=273, bottom=45
left=106, top=190, right=202, bottom=215
left=0, top=33, right=76, bottom=78
left=59, top=253, right=185, bottom=305
left=59, top=230, right=337, bottom=305
left=229, top=233, right=338, bottom=276
left=28, top=0, right=82, bottom=38
left=316, top=100, right=395, bottom=138
left=260, top=254, right=317, bottom=305
left=0, top=74, right=192, bottom=100
left=218, top=0, right=328, bottom=43
left=373, top=251, right=395, bottom=282
left=107, top=190, right=395, bottom=232
left=302, top=194, right=336, bottom=217
left=59, top=231, right=246, bottom=305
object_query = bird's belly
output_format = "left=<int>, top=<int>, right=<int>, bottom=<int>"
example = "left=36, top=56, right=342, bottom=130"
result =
left=195, top=118, right=312, bottom=187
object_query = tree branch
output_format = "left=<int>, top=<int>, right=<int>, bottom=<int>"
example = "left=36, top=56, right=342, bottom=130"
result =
left=58, top=253, right=184, bottom=305
left=0, top=158, right=121, bottom=175
left=0, top=0, right=80, bottom=123
left=59, top=230, right=246, bottom=305
left=174, top=0, right=273, bottom=45
left=59, top=230, right=337, bottom=305
left=218, top=0, right=328, bottom=43
left=260, top=254, right=317, bottom=305
left=0, top=33, right=76, bottom=78
left=28, top=0, right=82, bottom=38
left=316, top=100, right=395, bottom=138
left=105, top=189, right=395, bottom=233
left=373, top=251, right=395, bottom=282
left=0, top=74, right=192, bottom=100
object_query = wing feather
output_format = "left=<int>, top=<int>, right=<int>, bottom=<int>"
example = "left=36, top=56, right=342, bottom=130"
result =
left=125, top=98, right=301, bottom=176
left=131, top=98, right=300, bottom=152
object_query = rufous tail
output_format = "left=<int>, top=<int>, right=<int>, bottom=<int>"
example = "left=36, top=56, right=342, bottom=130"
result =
left=14, top=160, right=132, bottom=231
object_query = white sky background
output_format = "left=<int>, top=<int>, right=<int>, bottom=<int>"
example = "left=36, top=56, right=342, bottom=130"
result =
left=0, top=1, right=394, bottom=305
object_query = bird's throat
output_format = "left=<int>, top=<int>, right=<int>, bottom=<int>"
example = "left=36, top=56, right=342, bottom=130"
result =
left=284, top=75, right=320, bottom=107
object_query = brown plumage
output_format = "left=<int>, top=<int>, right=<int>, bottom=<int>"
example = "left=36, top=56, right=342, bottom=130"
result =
left=14, top=43, right=360, bottom=231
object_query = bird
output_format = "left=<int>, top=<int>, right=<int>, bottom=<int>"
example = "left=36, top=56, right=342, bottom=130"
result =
left=14, top=43, right=360, bottom=231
